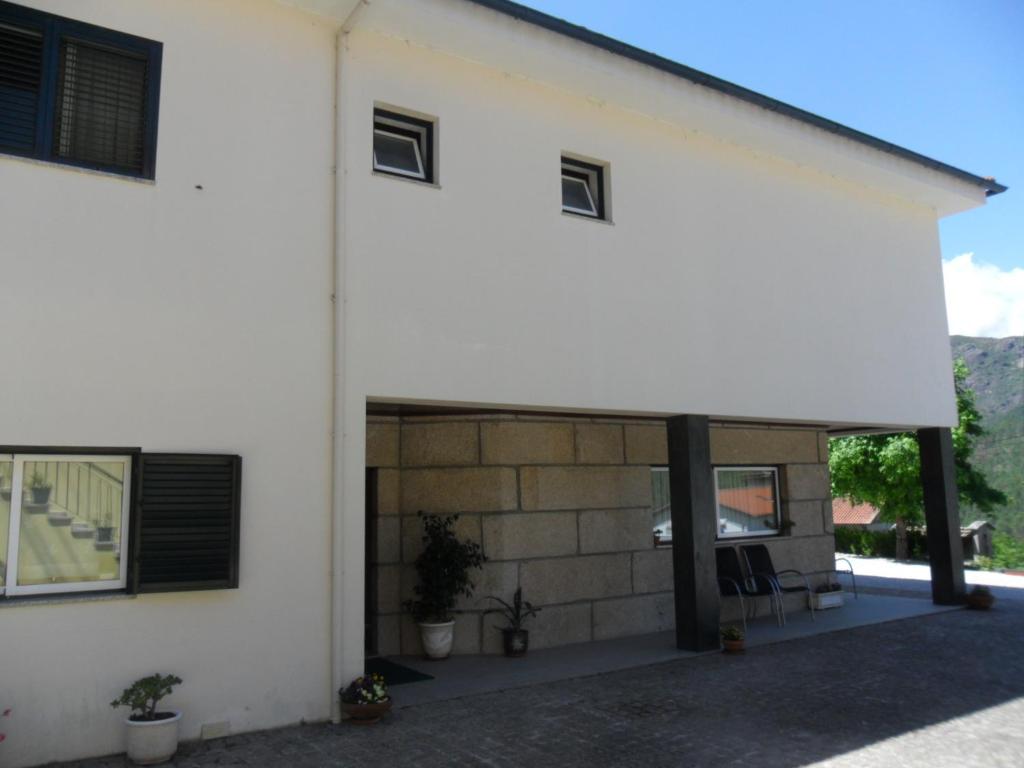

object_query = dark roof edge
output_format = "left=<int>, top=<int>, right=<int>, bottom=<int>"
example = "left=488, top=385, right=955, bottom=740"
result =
left=467, top=0, right=1007, bottom=197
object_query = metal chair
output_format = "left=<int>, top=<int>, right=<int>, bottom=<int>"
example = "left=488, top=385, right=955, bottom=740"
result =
left=740, top=543, right=815, bottom=625
left=716, top=546, right=784, bottom=629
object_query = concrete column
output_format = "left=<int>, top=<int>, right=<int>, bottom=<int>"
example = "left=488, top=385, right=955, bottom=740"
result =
left=667, top=415, right=721, bottom=651
left=918, top=427, right=966, bottom=604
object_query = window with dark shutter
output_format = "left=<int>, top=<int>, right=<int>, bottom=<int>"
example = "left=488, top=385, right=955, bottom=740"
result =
left=55, top=39, right=149, bottom=174
left=0, top=2, right=161, bottom=178
left=134, top=454, right=241, bottom=593
left=0, top=20, right=44, bottom=153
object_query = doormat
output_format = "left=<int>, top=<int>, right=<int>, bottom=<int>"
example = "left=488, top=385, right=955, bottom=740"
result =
left=365, top=657, right=434, bottom=686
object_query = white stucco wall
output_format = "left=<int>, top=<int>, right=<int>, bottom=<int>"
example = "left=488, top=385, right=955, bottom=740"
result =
left=0, top=2, right=336, bottom=765
left=339, top=26, right=960, bottom=430
left=0, top=1, right=991, bottom=764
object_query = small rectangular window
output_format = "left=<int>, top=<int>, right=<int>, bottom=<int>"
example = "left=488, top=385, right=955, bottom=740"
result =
left=1, top=453, right=132, bottom=596
left=373, top=108, right=433, bottom=183
left=714, top=467, right=781, bottom=539
left=0, top=3, right=162, bottom=178
left=649, top=465, right=783, bottom=542
left=561, top=156, right=605, bottom=219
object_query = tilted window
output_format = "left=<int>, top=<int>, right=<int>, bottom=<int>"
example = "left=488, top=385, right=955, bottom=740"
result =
left=0, top=1, right=162, bottom=178
left=373, top=108, right=434, bottom=183
left=561, top=156, right=606, bottom=219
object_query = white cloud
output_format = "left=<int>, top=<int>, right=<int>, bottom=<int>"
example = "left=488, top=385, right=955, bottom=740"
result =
left=942, top=253, right=1024, bottom=338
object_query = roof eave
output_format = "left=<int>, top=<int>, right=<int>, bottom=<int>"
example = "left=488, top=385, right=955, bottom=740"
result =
left=467, top=0, right=1007, bottom=198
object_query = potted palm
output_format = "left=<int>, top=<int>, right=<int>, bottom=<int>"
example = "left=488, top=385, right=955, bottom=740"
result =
left=110, top=673, right=182, bottom=765
left=721, top=625, right=745, bottom=654
left=404, top=513, right=485, bottom=659
left=480, top=587, right=540, bottom=657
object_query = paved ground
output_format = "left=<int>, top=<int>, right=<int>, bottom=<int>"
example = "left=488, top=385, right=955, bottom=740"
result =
left=58, top=575, right=1024, bottom=768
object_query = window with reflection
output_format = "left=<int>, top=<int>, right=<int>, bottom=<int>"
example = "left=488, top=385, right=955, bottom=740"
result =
left=0, top=454, right=131, bottom=596
left=714, top=467, right=781, bottom=538
left=650, top=465, right=782, bottom=542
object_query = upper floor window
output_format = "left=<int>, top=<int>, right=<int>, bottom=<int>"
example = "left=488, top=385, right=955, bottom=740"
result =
left=0, top=2, right=162, bottom=179
left=561, top=155, right=606, bottom=219
left=373, top=107, right=434, bottom=183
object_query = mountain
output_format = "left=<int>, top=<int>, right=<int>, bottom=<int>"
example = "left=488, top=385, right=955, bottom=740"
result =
left=951, top=336, right=1024, bottom=536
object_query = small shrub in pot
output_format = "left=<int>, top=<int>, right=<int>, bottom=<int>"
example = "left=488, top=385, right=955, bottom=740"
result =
left=110, top=674, right=182, bottom=765
left=721, top=625, right=745, bottom=654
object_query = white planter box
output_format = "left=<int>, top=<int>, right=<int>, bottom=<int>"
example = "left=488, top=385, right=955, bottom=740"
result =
left=811, top=591, right=844, bottom=610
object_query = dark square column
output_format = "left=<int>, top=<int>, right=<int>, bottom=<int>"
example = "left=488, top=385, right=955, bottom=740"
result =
left=918, top=427, right=966, bottom=604
left=667, top=415, right=721, bottom=651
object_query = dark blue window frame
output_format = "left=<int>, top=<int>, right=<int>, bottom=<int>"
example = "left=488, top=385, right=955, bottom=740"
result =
left=0, top=1, right=162, bottom=179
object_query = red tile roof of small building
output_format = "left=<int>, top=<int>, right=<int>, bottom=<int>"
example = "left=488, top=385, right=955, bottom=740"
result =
left=832, top=498, right=881, bottom=526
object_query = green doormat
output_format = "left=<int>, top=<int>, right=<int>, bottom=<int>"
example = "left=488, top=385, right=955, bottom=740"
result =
left=365, top=657, right=434, bottom=686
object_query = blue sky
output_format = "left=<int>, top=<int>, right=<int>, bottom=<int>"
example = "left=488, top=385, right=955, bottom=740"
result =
left=517, top=0, right=1024, bottom=335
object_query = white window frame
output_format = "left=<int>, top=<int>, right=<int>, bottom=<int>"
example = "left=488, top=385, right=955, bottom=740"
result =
left=2, top=454, right=132, bottom=597
left=713, top=466, right=781, bottom=540
left=561, top=173, right=598, bottom=217
left=373, top=127, right=426, bottom=180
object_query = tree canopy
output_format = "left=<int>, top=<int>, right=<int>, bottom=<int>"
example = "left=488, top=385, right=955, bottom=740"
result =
left=830, top=360, right=1007, bottom=537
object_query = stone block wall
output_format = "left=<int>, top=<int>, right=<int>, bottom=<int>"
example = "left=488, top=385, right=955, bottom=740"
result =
left=366, top=414, right=834, bottom=656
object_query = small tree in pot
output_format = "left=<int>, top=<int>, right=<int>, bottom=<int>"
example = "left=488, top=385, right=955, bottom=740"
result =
left=404, top=513, right=485, bottom=659
left=481, top=587, right=540, bottom=657
left=110, top=673, right=182, bottom=765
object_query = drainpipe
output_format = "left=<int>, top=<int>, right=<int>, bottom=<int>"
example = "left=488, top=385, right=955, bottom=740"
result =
left=330, top=0, right=368, bottom=724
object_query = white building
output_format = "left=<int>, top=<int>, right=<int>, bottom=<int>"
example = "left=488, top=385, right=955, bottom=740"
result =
left=0, top=1, right=1003, bottom=765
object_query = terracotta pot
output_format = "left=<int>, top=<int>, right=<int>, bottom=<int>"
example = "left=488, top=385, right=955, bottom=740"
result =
left=502, top=628, right=529, bottom=657
left=341, top=699, right=392, bottom=725
left=722, top=639, right=745, bottom=654
left=967, top=590, right=995, bottom=610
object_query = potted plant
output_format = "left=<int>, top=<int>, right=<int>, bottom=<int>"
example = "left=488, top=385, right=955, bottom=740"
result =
left=339, top=673, right=391, bottom=725
left=966, top=584, right=995, bottom=610
left=721, top=625, right=745, bottom=653
left=810, top=582, right=844, bottom=610
left=95, top=512, right=116, bottom=551
left=110, top=673, right=183, bottom=765
left=27, top=471, right=52, bottom=505
left=403, top=512, right=485, bottom=659
left=480, top=587, right=540, bottom=657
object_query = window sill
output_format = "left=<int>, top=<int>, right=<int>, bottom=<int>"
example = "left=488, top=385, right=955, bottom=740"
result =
left=0, top=590, right=135, bottom=609
left=371, top=170, right=441, bottom=189
left=561, top=210, right=614, bottom=225
left=0, top=151, right=155, bottom=185
left=715, top=535, right=785, bottom=545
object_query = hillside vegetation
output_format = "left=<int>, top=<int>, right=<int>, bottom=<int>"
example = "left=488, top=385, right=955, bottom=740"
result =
left=951, top=335, right=1024, bottom=537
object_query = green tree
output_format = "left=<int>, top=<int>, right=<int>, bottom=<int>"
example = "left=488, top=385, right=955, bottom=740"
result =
left=830, top=360, right=1007, bottom=559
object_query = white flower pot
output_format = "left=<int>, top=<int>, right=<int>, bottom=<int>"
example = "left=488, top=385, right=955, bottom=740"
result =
left=124, top=711, right=181, bottom=765
left=811, top=591, right=844, bottom=610
left=418, top=620, right=456, bottom=659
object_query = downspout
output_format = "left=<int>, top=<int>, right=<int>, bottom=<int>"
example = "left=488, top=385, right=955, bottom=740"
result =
left=330, top=0, right=367, bottom=724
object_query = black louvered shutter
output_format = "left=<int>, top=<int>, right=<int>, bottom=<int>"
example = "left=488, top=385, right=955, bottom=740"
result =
left=134, top=454, right=241, bottom=593
left=0, top=20, right=44, bottom=154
